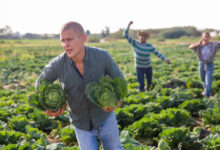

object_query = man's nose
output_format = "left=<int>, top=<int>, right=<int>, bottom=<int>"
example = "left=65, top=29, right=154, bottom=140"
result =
left=63, top=41, right=69, bottom=47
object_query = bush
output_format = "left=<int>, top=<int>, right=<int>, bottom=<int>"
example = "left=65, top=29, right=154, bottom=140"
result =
left=86, top=35, right=100, bottom=43
left=162, top=29, right=190, bottom=39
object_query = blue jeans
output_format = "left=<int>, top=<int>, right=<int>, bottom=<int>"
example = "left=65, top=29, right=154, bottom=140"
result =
left=136, top=67, right=153, bottom=91
left=199, top=62, right=214, bottom=97
left=74, top=112, right=122, bottom=150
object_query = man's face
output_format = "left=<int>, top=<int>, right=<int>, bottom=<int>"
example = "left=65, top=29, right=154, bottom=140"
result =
left=60, top=29, right=85, bottom=58
left=139, top=35, right=148, bottom=44
left=202, top=33, right=211, bottom=44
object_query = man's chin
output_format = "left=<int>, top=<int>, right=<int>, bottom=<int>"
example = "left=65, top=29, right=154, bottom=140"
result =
left=66, top=53, right=75, bottom=58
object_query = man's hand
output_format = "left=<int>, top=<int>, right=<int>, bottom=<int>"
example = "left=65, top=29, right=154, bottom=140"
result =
left=199, top=38, right=203, bottom=45
left=128, top=21, right=133, bottom=27
left=165, top=59, right=171, bottom=64
left=45, top=103, right=67, bottom=117
left=102, top=100, right=123, bottom=112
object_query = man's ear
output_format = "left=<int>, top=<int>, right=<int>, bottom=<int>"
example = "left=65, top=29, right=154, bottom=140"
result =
left=81, top=34, right=87, bottom=44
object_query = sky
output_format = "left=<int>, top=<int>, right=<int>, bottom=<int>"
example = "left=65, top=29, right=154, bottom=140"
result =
left=1, top=0, right=220, bottom=34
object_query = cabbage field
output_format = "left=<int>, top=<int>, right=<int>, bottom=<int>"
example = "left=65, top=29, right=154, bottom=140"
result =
left=0, top=38, right=220, bottom=150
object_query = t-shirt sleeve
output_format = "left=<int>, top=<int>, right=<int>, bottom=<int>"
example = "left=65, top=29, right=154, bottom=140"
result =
left=104, top=51, right=123, bottom=79
left=35, top=61, right=58, bottom=91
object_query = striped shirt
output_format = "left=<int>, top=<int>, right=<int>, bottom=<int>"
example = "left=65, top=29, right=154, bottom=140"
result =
left=123, top=27, right=167, bottom=68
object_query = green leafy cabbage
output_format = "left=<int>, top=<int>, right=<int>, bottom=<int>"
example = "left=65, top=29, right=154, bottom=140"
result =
left=28, top=79, right=66, bottom=112
left=85, top=76, right=127, bottom=108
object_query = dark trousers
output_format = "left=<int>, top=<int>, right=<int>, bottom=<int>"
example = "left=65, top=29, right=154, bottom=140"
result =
left=136, top=67, right=153, bottom=91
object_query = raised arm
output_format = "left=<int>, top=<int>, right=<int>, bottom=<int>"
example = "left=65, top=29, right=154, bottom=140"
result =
left=123, top=21, right=136, bottom=46
left=189, top=39, right=202, bottom=50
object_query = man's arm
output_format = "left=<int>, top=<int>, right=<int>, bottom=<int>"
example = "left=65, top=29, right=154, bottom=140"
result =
left=35, top=62, right=58, bottom=91
left=35, top=61, right=66, bottom=116
left=123, top=21, right=136, bottom=46
left=104, top=52, right=123, bottom=79
left=103, top=52, right=124, bottom=112
left=189, top=39, right=202, bottom=50
left=152, top=47, right=170, bottom=64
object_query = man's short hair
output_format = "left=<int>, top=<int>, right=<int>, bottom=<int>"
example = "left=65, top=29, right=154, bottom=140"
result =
left=61, top=21, right=85, bottom=36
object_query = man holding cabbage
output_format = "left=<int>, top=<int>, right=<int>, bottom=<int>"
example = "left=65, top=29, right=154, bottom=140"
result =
left=35, top=21, right=125, bottom=150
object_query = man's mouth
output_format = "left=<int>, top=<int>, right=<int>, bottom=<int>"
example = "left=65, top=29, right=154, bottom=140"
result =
left=66, top=49, right=73, bottom=53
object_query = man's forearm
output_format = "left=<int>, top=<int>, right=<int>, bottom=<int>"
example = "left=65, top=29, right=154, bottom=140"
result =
left=189, top=39, right=202, bottom=50
left=123, top=26, right=130, bottom=38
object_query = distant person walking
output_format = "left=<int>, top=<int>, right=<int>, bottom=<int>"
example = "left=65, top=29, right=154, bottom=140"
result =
left=189, top=32, right=220, bottom=98
left=123, top=21, right=170, bottom=91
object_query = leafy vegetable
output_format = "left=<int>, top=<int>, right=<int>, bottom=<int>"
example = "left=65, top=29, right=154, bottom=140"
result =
left=8, top=115, right=29, bottom=133
left=59, top=125, right=77, bottom=146
left=28, top=110, right=57, bottom=130
left=201, top=134, right=220, bottom=150
left=0, top=131, right=24, bottom=145
left=199, top=108, right=220, bottom=125
left=85, top=76, right=127, bottom=108
left=178, top=99, right=206, bottom=114
left=28, top=79, right=66, bottom=111
left=115, top=108, right=134, bottom=128
left=159, top=127, right=200, bottom=150
left=128, top=117, right=161, bottom=139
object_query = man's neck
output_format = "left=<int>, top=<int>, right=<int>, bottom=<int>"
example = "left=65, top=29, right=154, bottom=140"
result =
left=140, top=42, right=146, bottom=44
left=71, top=46, right=85, bottom=64
left=203, top=41, right=209, bottom=46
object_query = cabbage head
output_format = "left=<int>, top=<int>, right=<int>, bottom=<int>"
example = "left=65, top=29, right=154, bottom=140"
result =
left=29, top=79, right=66, bottom=112
left=85, top=76, right=128, bottom=108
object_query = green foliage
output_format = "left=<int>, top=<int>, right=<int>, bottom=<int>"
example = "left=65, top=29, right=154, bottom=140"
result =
left=25, top=125, right=42, bottom=140
left=85, top=76, right=128, bottom=108
left=201, top=134, right=220, bottom=150
left=0, top=120, right=7, bottom=130
left=158, top=139, right=171, bottom=150
left=115, top=108, right=134, bottom=128
left=28, top=79, right=66, bottom=111
left=0, top=109, right=11, bottom=122
left=0, top=144, right=18, bottom=150
left=199, top=108, right=220, bottom=125
left=178, top=99, right=206, bottom=114
left=128, top=117, right=161, bottom=139
left=8, top=115, right=29, bottom=133
left=133, top=102, right=162, bottom=121
left=159, top=127, right=200, bottom=150
left=59, top=125, right=77, bottom=146
left=28, top=110, right=57, bottom=130
left=30, top=134, right=49, bottom=149
left=147, top=108, right=194, bottom=127
left=212, top=80, right=220, bottom=94
left=0, top=131, right=23, bottom=145
left=211, top=125, right=220, bottom=134
left=87, top=35, right=101, bottom=43
left=120, top=130, right=144, bottom=149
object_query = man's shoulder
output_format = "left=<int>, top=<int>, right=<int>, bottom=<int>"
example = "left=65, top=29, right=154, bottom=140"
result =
left=86, top=46, right=109, bottom=56
left=49, top=52, right=67, bottom=66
